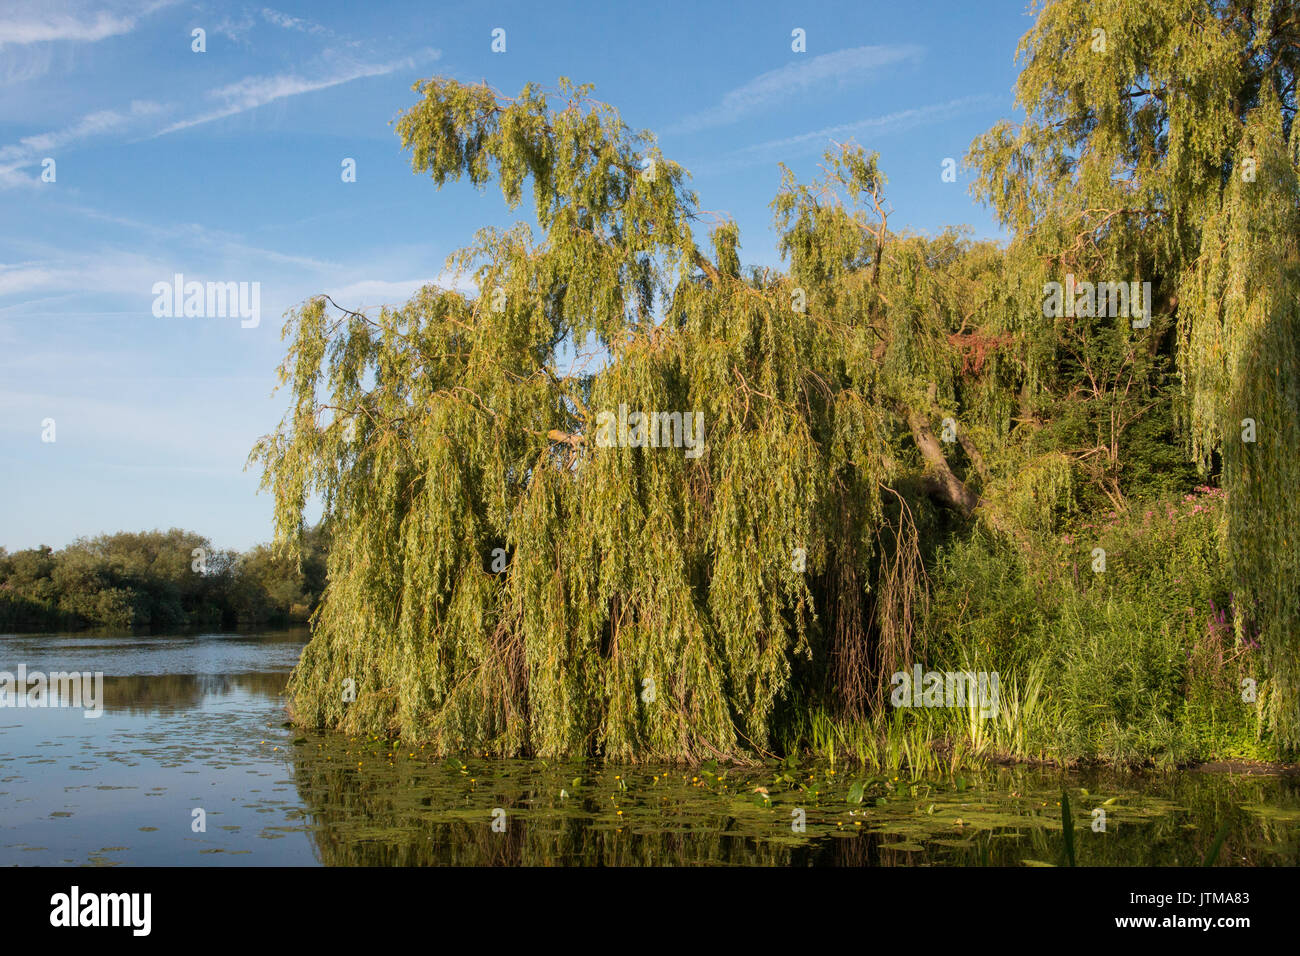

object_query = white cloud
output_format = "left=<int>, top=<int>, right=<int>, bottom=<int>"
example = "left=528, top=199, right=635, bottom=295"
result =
left=0, top=100, right=164, bottom=185
left=0, top=251, right=166, bottom=299
left=668, top=45, right=922, bottom=134
left=260, top=7, right=331, bottom=37
left=0, top=11, right=135, bottom=47
left=1, top=100, right=162, bottom=160
left=0, top=2, right=176, bottom=80
left=694, top=94, right=999, bottom=173
left=155, top=52, right=438, bottom=136
left=0, top=232, right=464, bottom=329
left=323, top=272, right=477, bottom=310
left=1, top=44, right=54, bottom=84
left=211, top=11, right=257, bottom=44
left=0, top=263, right=61, bottom=296
left=0, top=166, right=39, bottom=189
left=743, top=95, right=995, bottom=155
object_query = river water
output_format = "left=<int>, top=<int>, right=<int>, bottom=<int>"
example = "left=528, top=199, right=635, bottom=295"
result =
left=2, top=629, right=1298, bottom=866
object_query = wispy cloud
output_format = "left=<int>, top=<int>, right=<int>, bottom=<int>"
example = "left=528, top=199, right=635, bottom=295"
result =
left=668, top=44, right=922, bottom=134
left=58, top=206, right=342, bottom=273
left=260, top=7, right=332, bottom=38
left=0, top=250, right=165, bottom=299
left=0, top=10, right=135, bottom=47
left=323, top=273, right=478, bottom=309
left=153, top=51, right=437, bottom=136
left=0, top=2, right=175, bottom=82
left=745, top=94, right=996, bottom=156
left=0, top=220, right=341, bottom=308
left=0, top=0, right=175, bottom=48
left=694, top=94, right=999, bottom=174
left=0, top=100, right=164, bottom=186
left=0, top=225, right=453, bottom=325
left=0, top=263, right=61, bottom=297
left=1, top=100, right=162, bottom=160
left=213, top=6, right=339, bottom=45
left=211, top=10, right=258, bottom=44
left=1, top=44, right=54, bottom=84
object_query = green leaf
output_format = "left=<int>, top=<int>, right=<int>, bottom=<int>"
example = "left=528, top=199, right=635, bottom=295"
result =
left=1060, top=790, right=1076, bottom=867
left=1202, top=821, right=1232, bottom=867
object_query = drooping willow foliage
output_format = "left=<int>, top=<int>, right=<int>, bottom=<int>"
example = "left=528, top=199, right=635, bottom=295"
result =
left=970, top=0, right=1300, bottom=746
left=255, top=0, right=1300, bottom=758
left=1181, top=99, right=1300, bottom=741
left=252, top=77, right=1015, bottom=760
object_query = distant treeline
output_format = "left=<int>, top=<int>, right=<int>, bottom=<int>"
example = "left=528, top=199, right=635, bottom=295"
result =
left=0, top=526, right=327, bottom=632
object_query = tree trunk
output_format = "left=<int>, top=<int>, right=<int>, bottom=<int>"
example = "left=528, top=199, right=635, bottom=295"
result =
left=903, top=406, right=982, bottom=517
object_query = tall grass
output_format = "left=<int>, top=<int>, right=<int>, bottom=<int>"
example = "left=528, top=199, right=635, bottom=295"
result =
left=776, top=487, right=1278, bottom=771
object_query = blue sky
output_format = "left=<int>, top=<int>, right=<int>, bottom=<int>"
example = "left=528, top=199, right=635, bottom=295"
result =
left=0, top=0, right=1032, bottom=553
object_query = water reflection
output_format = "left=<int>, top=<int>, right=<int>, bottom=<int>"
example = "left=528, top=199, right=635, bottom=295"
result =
left=97, top=672, right=292, bottom=713
left=2, top=628, right=1299, bottom=866
left=286, top=745, right=1300, bottom=866
left=0, top=629, right=314, bottom=866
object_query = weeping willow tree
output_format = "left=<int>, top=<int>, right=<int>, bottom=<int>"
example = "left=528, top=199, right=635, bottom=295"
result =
left=252, top=76, right=1019, bottom=759
left=256, top=0, right=1300, bottom=758
left=969, top=0, right=1300, bottom=745
left=1181, top=99, right=1300, bottom=741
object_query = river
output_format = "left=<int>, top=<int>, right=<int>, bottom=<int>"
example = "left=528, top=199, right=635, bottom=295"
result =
left=2, top=629, right=1298, bottom=866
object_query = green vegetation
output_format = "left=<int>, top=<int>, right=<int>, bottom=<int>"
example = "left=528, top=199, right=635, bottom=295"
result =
left=251, top=0, right=1299, bottom=766
left=0, top=526, right=326, bottom=632
left=286, top=734, right=1300, bottom=866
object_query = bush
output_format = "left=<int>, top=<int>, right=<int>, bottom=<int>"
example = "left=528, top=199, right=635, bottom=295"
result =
left=920, top=487, right=1268, bottom=765
left=0, top=527, right=327, bottom=633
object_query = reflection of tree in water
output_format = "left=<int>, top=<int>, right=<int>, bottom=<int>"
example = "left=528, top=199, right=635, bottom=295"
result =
left=927, top=772, right=1300, bottom=867
left=793, top=774, right=1299, bottom=867
left=101, top=672, right=289, bottom=713
left=287, top=746, right=1300, bottom=866
left=290, top=755, right=806, bottom=866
